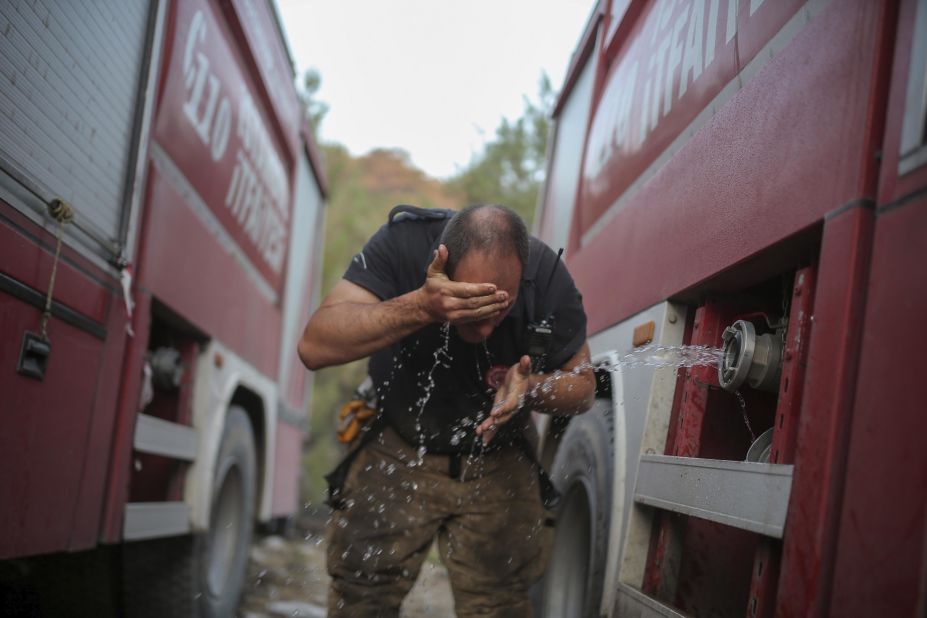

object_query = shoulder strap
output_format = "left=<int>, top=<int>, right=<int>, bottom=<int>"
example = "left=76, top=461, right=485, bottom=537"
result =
left=522, top=238, right=546, bottom=324
left=388, top=204, right=455, bottom=225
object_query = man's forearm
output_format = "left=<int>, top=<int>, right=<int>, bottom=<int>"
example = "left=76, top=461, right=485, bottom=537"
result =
left=526, top=368, right=595, bottom=416
left=299, top=290, right=431, bottom=370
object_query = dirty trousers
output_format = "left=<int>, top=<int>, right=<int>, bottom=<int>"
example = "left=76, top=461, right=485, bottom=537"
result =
left=326, top=426, right=548, bottom=617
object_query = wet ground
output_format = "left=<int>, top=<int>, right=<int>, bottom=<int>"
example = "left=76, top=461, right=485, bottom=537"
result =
left=238, top=526, right=455, bottom=617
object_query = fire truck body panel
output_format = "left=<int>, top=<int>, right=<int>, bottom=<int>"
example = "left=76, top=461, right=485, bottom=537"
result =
left=0, top=0, right=152, bottom=262
left=568, top=0, right=884, bottom=334
left=830, top=199, right=927, bottom=616
left=148, top=0, right=292, bottom=342
left=271, top=136, right=326, bottom=517
left=0, top=0, right=156, bottom=558
left=278, top=135, right=325, bottom=416
left=0, top=0, right=324, bottom=591
left=829, top=0, right=927, bottom=613
left=538, top=31, right=599, bottom=256
left=138, top=158, right=283, bottom=380
left=535, top=0, right=926, bottom=614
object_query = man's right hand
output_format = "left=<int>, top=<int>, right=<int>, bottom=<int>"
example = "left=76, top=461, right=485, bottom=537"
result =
left=416, top=244, right=510, bottom=324
left=299, top=244, right=511, bottom=370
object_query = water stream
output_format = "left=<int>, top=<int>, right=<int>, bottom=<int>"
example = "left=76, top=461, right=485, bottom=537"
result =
left=733, top=391, right=757, bottom=443
left=388, top=342, right=763, bottom=462
left=337, top=342, right=758, bottom=572
left=408, top=323, right=452, bottom=467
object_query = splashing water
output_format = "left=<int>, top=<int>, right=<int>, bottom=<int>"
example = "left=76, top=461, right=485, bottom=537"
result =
left=597, top=344, right=725, bottom=372
left=408, top=323, right=452, bottom=467
left=733, top=391, right=757, bottom=443
left=396, top=343, right=738, bottom=496
left=524, top=343, right=724, bottom=403
left=523, top=344, right=756, bottom=445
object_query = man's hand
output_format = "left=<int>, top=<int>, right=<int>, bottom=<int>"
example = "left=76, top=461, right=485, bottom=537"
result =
left=476, top=355, right=532, bottom=444
left=416, top=244, right=510, bottom=324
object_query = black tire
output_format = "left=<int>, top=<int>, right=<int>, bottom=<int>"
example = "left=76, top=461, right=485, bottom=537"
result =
left=198, top=406, right=257, bottom=618
left=122, top=406, right=257, bottom=618
left=538, top=400, right=614, bottom=618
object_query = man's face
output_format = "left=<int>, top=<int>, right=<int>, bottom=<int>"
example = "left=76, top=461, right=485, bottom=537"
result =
left=452, top=250, right=521, bottom=343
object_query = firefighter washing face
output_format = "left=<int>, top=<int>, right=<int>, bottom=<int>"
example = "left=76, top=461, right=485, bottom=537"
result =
left=298, top=204, right=595, bottom=616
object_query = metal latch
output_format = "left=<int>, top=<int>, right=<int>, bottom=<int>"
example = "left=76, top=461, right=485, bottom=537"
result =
left=17, top=332, right=51, bottom=381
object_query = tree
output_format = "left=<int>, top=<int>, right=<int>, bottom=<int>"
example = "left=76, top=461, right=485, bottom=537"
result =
left=449, top=73, right=556, bottom=227
left=298, top=67, right=329, bottom=137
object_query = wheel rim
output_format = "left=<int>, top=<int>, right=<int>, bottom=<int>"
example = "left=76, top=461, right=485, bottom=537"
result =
left=545, top=481, right=592, bottom=616
left=207, top=463, right=244, bottom=598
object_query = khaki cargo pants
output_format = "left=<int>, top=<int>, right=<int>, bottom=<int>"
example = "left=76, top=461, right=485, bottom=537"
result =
left=326, top=426, right=549, bottom=617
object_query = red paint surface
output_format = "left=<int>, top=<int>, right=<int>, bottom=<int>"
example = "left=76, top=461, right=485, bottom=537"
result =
left=68, top=296, right=129, bottom=550
left=0, top=301, right=103, bottom=558
left=770, top=266, right=816, bottom=466
left=154, top=0, right=295, bottom=294
left=578, top=0, right=803, bottom=234
left=227, top=0, right=302, bottom=158
left=542, top=0, right=913, bottom=612
left=828, top=0, right=927, bottom=612
left=1, top=0, right=318, bottom=559
left=829, top=196, right=927, bottom=617
left=0, top=206, right=127, bottom=557
left=776, top=206, right=875, bottom=617
left=140, top=168, right=281, bottom=379
left=100, top=292, right=152, bottom=543
left=571, top=0, right=883, bottom=335
left=744, top=267, right=815, bottom=618
left=673, top=305, right=728, bottom=457
left=746, top=539, right=780, bottom=618
left=0, top=206, right=111, bottom=324
left=271, top=419, right=303, bottom=517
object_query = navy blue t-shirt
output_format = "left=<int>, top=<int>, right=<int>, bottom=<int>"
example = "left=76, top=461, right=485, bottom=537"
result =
left=343, top=209, right=587, bottom=453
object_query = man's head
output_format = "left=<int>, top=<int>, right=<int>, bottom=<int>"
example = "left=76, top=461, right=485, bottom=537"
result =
left=441, top=204, right=528, bottom=343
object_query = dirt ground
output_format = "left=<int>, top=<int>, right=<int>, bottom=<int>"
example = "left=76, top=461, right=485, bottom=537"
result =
left=238, top=526, right=455, bottom=617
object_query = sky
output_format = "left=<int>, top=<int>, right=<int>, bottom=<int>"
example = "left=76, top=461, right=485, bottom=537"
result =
left=274, top=0, right=595, bottom=179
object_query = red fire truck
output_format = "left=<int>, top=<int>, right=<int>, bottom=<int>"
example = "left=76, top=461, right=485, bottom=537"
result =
left=0, top=0, right=325, bottom=614
left=533, top=0, right=926, bottom=616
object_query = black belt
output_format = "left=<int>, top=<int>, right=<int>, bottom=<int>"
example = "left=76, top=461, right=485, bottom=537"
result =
left=324, top=416, right=561, bottom=511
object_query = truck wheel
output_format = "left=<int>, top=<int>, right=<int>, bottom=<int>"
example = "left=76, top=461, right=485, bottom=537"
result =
left=540, top=400, right=613, bottom=618
left=198, top=406, right=257, bottom=617
left=121, top=407, right=257, bottom=618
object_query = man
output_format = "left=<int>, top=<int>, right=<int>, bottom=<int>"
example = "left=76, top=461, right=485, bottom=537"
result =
left=298, top=204, right=594, bottom=617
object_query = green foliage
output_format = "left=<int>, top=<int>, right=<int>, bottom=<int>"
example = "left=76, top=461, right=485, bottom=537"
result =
left=298, top=67, right=329, bottom=138
left=448, top=74, right=555, bottom=226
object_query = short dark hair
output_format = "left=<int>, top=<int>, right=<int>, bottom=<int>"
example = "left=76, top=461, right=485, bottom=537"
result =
left=441, top=204, right=529, bottom=277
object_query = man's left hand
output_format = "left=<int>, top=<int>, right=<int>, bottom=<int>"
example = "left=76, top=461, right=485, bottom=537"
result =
left=476, top=355, right=532, bottom=444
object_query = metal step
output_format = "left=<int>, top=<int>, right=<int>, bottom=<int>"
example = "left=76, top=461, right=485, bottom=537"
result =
left=616, top=583, right=691, bottom=618
left=133, top=413, right=197, bottom=461
left=634, top=454, right=793, bottom=538
left=123, top=502, right=190, bottom=541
